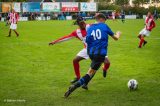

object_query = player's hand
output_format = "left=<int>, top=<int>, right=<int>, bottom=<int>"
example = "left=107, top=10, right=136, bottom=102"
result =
left=49, top=42, right=55, bottom=45
left=115, top=31, right=121, bottom=38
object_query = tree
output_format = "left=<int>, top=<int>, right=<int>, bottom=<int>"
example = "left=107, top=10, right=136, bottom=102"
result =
left=133, top=0, right=146, bottom=7
left=115, top=0, right=129, bottom=7
left=0, top=0, right=27, bottom=1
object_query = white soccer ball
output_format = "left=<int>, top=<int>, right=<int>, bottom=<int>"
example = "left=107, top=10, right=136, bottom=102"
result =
left=127, top=79, right=138, bottom=90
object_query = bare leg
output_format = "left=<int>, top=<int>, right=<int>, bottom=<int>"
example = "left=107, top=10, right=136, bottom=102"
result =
left=138, top=35, right=147, bottom=48
left=13, top=30, right=19, bottom=37
left=71, top=56, right=85, bottom=83
left=7, top=29, right=11, bottom=37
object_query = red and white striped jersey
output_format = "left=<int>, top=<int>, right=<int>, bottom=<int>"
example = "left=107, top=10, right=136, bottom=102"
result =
left=145, top=16, right=155, bottom=31
left=52, top=24, right=90, bottom=48
left=9, top=12, right=19, bottom=24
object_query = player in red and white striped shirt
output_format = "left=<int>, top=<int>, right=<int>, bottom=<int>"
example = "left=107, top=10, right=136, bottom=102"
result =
left=138, top=12, right=156, bottom=48
left=49, top=17, right=110, bottom=89
left=7, top=9, right=19, bottom=37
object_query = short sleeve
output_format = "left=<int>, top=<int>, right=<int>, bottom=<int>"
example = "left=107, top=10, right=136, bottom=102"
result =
left=69, top=30, right=78, bottom=38
left=106, top=25, right=114, bottom=36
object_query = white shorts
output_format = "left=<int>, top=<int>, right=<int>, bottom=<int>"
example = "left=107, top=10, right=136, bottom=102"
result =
left=77, top=48, right=89, bottom=59
left=10, top=23, right=17, bottom=30
left=139, top=28, right=150, bottom=36
left=77, top=48, right=108, bottom=59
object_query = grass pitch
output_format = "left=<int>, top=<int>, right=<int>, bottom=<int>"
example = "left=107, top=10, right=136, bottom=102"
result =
left=0, top=19, right=160, bottom=106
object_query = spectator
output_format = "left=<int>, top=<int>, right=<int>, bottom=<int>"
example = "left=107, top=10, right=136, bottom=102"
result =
left=44, top=13, right=47, bottom=21
left=0, top=13, right=2, bottom=21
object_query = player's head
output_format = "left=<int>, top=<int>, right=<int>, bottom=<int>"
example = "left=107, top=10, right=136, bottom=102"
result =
left=76, top=17, right=86, bottom=30
left=147, top=12, right=152, bottom=17
left=95, top=13, right=106, bottom=23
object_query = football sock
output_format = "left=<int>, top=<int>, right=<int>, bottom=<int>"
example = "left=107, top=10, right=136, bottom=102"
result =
left=139, top=38, right=144, bottom=47
left=103, top=63, right=110, bottom=72
left=73, top=60, right=80, bottom=79
left=74, top=74, right=91, bottom=87
left=84, top=73, right=95, bottom=85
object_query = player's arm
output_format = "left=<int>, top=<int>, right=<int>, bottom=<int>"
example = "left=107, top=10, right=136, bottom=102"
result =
left=106, top=26, right=121, bottom=41
left=111, top=31, right=121, bottom=41
left=16, top=13, right=19, bottom=24
left=49, top=31, right=77, bottom=45
left=148, top=20, right=156, bottom=31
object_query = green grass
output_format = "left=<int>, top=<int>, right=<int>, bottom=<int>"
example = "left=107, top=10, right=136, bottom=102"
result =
left=0, top=19, right=160, bottom=106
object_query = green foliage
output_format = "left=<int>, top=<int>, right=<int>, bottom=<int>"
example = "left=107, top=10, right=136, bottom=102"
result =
left=76, top=0, right=88, bottom=2
left=115, top=0, right=129, bottom=6
left=98, top=3, right=160, bottom=15
left=99, top=4, right=121, bottom=11
left=0, top=0, right=27, bottom=1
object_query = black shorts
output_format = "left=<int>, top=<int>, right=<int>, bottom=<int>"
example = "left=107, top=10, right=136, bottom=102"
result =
left=89, top=55, right=105, bottom=70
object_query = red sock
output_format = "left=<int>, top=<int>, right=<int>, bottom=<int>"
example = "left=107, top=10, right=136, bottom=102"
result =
left=73, top=61, right=80, bottom=79
left=139, top=38, right=144, bottom=48
left=103, top=63, right=110, bottom=72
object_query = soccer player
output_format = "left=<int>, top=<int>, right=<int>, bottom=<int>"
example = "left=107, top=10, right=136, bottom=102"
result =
left=49, top=17, right=111, bottom=87
left=64, top=13, right=121, bottom=98
left=112, top=11, right=116, bottom=21
left=5, top=12, right=10, bottom=26
left=7, top=9, right=19, bottom=37
left=137, top=12, right=156, bottom=48
left=121, top=11, right=125, bottom=23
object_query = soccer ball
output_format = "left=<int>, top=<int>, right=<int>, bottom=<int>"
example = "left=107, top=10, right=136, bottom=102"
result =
left=127, top=79, right=138, bottom=90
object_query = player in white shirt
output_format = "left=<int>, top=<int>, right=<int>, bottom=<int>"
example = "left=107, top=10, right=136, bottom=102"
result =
left=7, top=9, right=19, bottom=37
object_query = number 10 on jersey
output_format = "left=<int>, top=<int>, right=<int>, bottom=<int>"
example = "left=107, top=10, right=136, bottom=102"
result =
left=91, top=29, right=102, bottom=40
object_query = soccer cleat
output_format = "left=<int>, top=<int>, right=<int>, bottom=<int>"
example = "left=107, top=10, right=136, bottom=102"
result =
left=6, top=35, right=11, bottom=37
left=143, top=41, right=147, bottom=46
left=70, top=78, right=79, bottom=84
left=103, top=70, right=107, bottom=78
left=64, top=85, right=77, bottom=98
left=138, top=46, right=142, bottom=48
left=81, top=84, right=88, bottom=90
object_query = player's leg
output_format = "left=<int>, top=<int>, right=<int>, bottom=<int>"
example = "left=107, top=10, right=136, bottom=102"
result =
left=13, top=24, right=19, bottom=37
left=64, top=68, right=97, bottom=98
left=122, top=18, right=125, bottom=23
left=13, top=29, right=19, bottom=37
left=7, top=29, right=12, bottom=37
left=7, top=23, right=13, bottom=37
left=143, top=37, right=147, bottom=46
left=142, top=30, right=150, bottom=46
left=138, top=29, right=149, bottom=48
left=64, top=55, right=105, bottom=98
left=71, top=49, right=89, bottom=83
left=138, top=35, right=145, bottom=48
left=138, top=34, right=141, bottom=39
left=139, top=36, right=148, bottom=48
left=81, top=71, right=95, bottom=90
left=71, top=56, right=85, bottom=83
left=82, top=57, right=110, bottom=89
left=138, top=29, right=145, bottom=48
left=102, top=57, right=110, bottom=78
